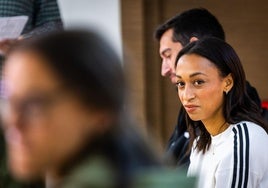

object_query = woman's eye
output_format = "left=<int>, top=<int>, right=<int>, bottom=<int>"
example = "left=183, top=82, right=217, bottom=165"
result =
left=193, top=80, right=204, bottom=86
left=176, top=81, right=185, bottom=88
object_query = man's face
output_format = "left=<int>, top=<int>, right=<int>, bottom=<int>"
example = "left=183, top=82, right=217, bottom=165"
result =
left=159, top=29, right=183, bottom=84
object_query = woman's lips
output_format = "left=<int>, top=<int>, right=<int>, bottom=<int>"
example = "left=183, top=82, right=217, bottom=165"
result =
left=184, top=104, right=199, bottom=113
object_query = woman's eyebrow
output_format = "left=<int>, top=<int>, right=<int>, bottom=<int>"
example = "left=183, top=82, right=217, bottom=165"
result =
left=176, top=72, right=208, bottom=78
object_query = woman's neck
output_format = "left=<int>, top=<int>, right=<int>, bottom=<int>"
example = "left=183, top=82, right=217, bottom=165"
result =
left=202, top=118, right=229, bottom=136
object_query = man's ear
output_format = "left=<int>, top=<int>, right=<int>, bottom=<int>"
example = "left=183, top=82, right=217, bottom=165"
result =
left=224, top=73, right=234, bottom=94
left=190, top=37, right=199, bottom=43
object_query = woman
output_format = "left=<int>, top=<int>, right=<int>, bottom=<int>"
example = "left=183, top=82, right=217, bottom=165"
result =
left=0, top=30, right=158, bottom=188
left=175, top=37, right=268, bottom=188
left=0, top=30, right=196, bottom=188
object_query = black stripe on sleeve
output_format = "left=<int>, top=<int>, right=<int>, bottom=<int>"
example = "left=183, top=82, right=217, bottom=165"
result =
left=237, top=124, right=244, bottom=188
left=231, top=127, right=238, bottom=188
left=242, top=123, right=250, bottom=188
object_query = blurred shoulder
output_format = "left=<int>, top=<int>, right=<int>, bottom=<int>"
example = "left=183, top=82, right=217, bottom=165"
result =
left=133, top=167, right=196, bottom=188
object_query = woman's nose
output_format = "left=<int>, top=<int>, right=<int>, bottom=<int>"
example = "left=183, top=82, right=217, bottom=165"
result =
left=181, top=85, right=195, bottom=102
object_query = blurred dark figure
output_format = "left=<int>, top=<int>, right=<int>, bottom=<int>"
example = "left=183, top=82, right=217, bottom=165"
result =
left=0, top=30, right=196, bottom=188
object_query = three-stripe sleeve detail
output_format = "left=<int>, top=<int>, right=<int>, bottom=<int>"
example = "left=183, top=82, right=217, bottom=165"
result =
left=231, top=124, right=250, bottom=188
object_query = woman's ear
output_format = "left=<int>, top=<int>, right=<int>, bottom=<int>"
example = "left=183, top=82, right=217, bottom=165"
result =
left=224, top=73, right=234, bottom=94
left=190, top=37, right=199, bottom=43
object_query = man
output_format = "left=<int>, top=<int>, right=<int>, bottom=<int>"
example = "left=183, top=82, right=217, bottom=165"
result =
left=154, top=8, right=262, bottom=167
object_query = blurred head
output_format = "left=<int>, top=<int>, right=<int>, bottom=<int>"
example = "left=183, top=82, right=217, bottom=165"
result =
left=154, top=8, right=225, bottom=84
left=175, top=37, right=266, bottom=152
left=1, top=30, right=125, bottom=180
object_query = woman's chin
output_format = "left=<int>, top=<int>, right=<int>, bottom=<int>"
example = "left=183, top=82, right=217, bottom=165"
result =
left=188, top=114, right=201, bottom=121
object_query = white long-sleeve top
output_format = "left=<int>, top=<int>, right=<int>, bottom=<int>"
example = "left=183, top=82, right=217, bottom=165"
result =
left=188, top=121, right=268, bottom=188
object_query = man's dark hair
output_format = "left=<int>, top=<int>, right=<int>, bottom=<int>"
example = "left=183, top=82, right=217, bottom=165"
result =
left=154, top=8, right=225, bottom=46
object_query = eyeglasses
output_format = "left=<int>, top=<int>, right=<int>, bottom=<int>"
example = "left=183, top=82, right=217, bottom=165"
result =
left=0, top=88, right=67, bottom=125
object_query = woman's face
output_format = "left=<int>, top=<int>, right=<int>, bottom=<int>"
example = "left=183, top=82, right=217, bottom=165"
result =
left=1, top=51, right=109, bottom=180
left=175, top=54, right=231, bottom=124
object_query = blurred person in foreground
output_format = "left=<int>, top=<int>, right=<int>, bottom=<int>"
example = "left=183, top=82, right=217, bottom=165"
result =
left=0, top=30, right=196, bottom=188
left=175, top=37, right=268, bottom=188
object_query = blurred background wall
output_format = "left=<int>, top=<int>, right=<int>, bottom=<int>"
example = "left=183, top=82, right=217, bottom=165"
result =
left=58, top=0, right=122, bottom=58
